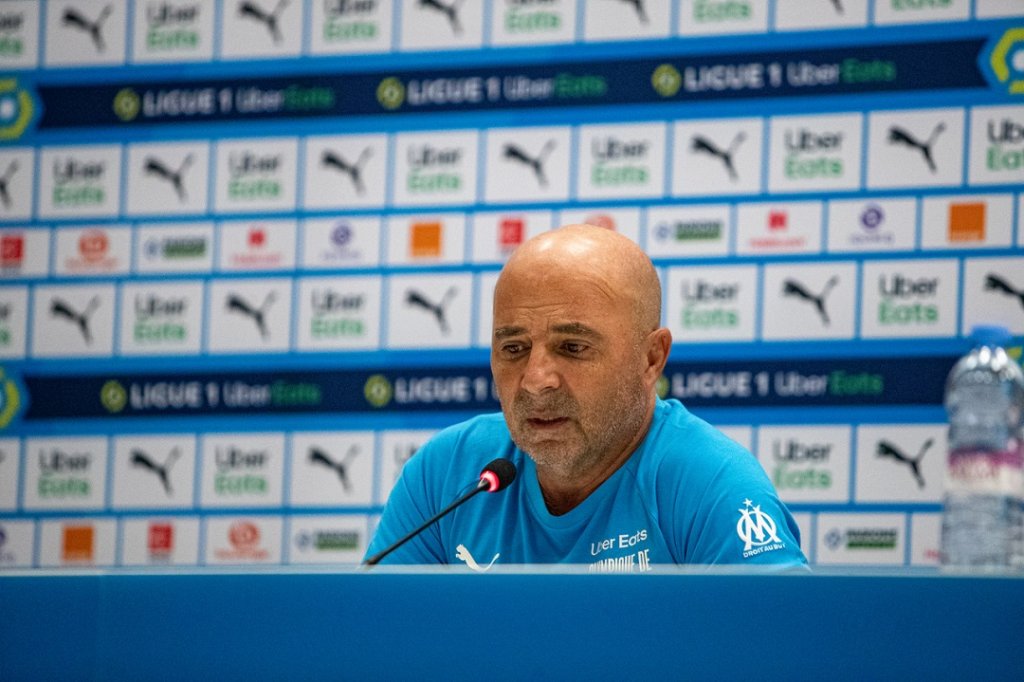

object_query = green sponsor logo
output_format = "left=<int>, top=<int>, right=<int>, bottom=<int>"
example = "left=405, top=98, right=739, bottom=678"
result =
left=364, top=374, right=392, bottom=407
left=651, top=64, right=682, bottom=98
left=113, top=88, right=141, bottom=122
left=376, top=77, right=405, bottom=110
left=101, top=380, right=127, bottom=413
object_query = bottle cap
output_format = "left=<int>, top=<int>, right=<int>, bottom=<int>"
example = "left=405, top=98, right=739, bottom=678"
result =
left=970, top=324, right=1011, bottom=347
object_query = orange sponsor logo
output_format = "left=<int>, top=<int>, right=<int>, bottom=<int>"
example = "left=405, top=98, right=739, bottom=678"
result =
left=62, top=525, right=94, bottom=562
left=948, top=202, right=986, bottom=242
left=410, top=221, right=442, bottom=258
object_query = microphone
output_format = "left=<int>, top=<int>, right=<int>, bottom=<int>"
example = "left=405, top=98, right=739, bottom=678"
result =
left=363, top=458, right=516, bottom=566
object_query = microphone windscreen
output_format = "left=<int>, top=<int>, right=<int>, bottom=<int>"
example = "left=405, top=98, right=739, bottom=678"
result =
left=480, top=458, right=517, bottom=492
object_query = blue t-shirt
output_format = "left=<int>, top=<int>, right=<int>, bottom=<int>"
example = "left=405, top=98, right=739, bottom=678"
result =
left=366, top=398, right=807, bottom=571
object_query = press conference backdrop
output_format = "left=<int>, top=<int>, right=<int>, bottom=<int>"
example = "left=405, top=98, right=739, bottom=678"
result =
left=0, top=0, right=1022, bottom=572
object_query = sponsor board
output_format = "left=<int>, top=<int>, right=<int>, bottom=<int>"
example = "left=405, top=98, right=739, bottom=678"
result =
left=677, top=0, right=769, bottom=37
left=393, top=130, right=479, bottom=207
left=22, top=435, right=108, bottom=511
left=0, top=147, right=34, bottom=220
left=310, top=0, right=393, bottom=55
left=214, top=138, right=298, bottom=213
left=300, top=217, right=382, bottom=269
left=54, top=225, right=132, bottom=277
left=666, top=264, right=758, bottom=343
left=761, top=262, right=857, bottom=340
left=735, top=201, right=822, bottom=255
left=969, top=105, right=1024, bottom=187
left=31, top=283, right=116, bottom=357
left=576, top=122, right=667, bottom=200
left=39, top=518, right=117, bottom=567
left=961, top=256, right=1024, bottom=336
left=386, top=272, right=473, bottom=349
left=556, top=206, right=642, bottom=244
left=0, top=286, right=28, bottom=358
left=302, top=133, right=388, bottom=210
left=376, top=430, right=437, bottom=504
left=44, top=1, right=127, bottom=67
left=119, top=280, right=204, bottom=355
left=295, top=275, right=382, bottom=351
left=289, top=431, right=375, bottom=507
left=220, top=0, right=302, bottom=59
left=135, top=222, right=214, bottom=274
left=470, top=211, right=553, bottom=263
left=774, top=0, right=868, bottom=31
left=399, top=0, right=484, bottom=51
left=37, top=145, right=122, bottom=219
left=289, top=514, right=368, bottom=564
left=490, top=0, right=576, bottom=47
left=111, top=434, right=197, bottom=509
left=874, top=0, right=969, bottom=25
left=0, top=1, right=40, bottom=70
left=200, top=433, right=285, bottom=509
left=0, top=229, right=50, bottom=278
left=121, top=517, right=201, bottom=566
left=645, top=204, right=731, bottom=259
left=385, top=214, right=467, bottom=265
left=475, top=270, right=501, bottom=348
left=854, top=424, right=944, bottom=503
left=859, top=259, right=959, bottom=338
left=0, top=437, right=20, bottom=509
left=790, top=512, right=813, bottom=559
left=910, top=513, right=941, bottom=567
left=867, top=108, right=965, bottom=189
left=672, top=118, right=763, bottom=197
left=768, top=112, right=863, bottom=193
left=484, top=126, right=572, bottom=204
left=218, top=219, right=297, bottom=272
left=920, top=194, right=1014, bottom=249
left=0, top=519, right=34, bottom=568
left=207, top=278, right=292, bottom=353
left=825, top=197, right=916, bottom=253
left=126, top=140, right=210, bottom=215
left=815, top=512, right=906, bottom=566
left=130, top=0, right=215, bottom=64
left=976, top=0, right=1024, bottom=17
left=755, top=425, right=851, bottom=503
left=585, top=0, right=671, bottom=41
left=204, top=516, right=282, bottom=565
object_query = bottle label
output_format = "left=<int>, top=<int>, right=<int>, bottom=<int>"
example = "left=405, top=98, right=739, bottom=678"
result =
left=947, top=442, right=1024, bottom=496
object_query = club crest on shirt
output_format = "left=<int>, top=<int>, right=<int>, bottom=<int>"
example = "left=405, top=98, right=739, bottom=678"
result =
left=736, top=498, right=786, bottom=559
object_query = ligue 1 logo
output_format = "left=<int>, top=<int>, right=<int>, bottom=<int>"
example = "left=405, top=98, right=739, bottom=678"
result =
left=0, top=79, right=33, bottom=140
left=989, top=29, right=1024, bottom=95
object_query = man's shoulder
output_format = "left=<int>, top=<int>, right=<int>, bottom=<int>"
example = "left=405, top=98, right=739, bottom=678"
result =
left=413, top=412, right=516, bottom=478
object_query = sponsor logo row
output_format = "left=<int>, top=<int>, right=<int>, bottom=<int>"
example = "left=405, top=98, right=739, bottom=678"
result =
left=0, top=430, right=437, bottom=512
left=0, top=511, right=941, bottom=569
left=3, top=106, right=1022, bottom=220
left=1, top=1, right=1016, bottom=69
left=0, top=254, right=1022, bottom=358
left=0, top=515, right=369, bottom=568
left=2, top=192, right=1021, bottom=281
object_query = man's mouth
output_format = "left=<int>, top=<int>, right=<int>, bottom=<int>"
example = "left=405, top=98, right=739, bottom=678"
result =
left=527, top=416, right=569, bottom=428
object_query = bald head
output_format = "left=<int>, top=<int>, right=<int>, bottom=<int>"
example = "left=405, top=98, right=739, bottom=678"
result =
left=497, top=225, right=662, bottom=336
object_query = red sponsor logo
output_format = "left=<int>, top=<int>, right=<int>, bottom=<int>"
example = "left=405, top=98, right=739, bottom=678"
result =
left=0, top=234, right=24, bottom=267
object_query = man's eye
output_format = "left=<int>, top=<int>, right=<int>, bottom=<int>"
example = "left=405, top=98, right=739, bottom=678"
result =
left=501, top=343, right=524, bottom=355
left=562, top=342, right=586, bottom=355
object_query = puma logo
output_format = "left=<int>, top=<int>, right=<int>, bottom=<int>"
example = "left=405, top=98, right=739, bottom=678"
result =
left=405, top=287, right=456, bottom=334
left=238, top=0, right=288, bottom=43
left=782, top=276, right=839, bottom=325
left=984, top=274, right=1024, bottom=312
left=503, top=140, right=555, bottom=188
left=62, top=4, right=113, bottom=52
left=130, top=447, right=181, bottom=496
left=419, top=0, right=463, bottom=34
left=321, top=148, right=371, bottom=195
left=0, top=159, right=19, bottom=209
left=887, top=123, right=945, bottom=173
left=144, top=155, right=193, bottom=202
left=50, top=296, right=100, bottom=343
left=691, top=132, right=745, bottom=182
left=309, top=445, right=359, bottom=493
left=455, top=544, right=499, bottom=572
left=226, top=292, right=276, bottom=339
left=877, top=438, right=932, bottom=489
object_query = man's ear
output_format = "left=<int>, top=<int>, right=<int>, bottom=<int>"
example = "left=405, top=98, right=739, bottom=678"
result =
left=644, top=327, right=672, bottom=386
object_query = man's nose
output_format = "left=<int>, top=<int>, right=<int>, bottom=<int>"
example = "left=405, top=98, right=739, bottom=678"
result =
left=521, top=347, right=560, bottom=394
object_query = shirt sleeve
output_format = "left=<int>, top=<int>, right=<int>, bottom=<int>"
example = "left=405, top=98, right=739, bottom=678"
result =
left=682, top=451, right=808, bottom=569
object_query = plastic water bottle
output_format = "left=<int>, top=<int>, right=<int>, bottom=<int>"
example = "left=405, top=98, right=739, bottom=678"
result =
left=940, top=325, right=1024, bottom=571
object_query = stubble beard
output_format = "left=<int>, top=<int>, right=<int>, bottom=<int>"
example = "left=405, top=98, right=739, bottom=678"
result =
left=504, top=375, right=650, bottom=480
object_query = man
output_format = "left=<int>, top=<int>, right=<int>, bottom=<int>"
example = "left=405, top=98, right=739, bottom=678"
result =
left=365, top=225, right=806, bottom=570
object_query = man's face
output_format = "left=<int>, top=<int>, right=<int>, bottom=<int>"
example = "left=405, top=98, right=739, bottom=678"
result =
left=490, top=269, right=650, bottom=478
